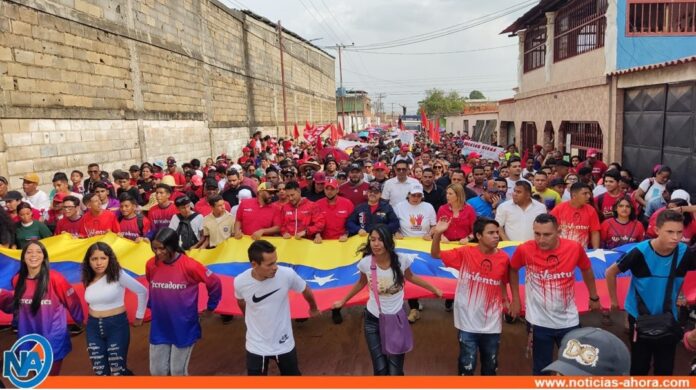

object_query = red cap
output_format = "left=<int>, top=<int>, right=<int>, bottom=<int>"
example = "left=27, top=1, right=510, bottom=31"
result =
left=374, top=162, right=388, bottom=171
left=400, top=144, right=409, bottom=151
left=313, top=171, right=326, bottom=183
left=243, top=147, right=251, bottom=153
left=586, top=148, right=599, bottom=158
left=468, top=152, right=481, bottom=160
left=153, top=172, right=164, bottom=180
left=53, top=193, right=67, bottom=203
left=325, top=178, right=339, bottom=189
left=191, top=175, right=203, bottom=186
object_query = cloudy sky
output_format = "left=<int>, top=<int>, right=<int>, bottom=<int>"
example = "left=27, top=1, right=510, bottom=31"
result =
left=220, top=0, right=535, bottom=115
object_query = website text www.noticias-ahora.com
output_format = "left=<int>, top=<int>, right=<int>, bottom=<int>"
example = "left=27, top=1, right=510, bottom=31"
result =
left=534, top=377, right=692, bottom=389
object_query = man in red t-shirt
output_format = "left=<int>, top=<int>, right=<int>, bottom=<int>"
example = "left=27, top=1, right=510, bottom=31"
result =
left=338, top=163, right=370, bottom=206
left=118, top=194, right=151, bottom=242
left=431, top=216, right=510, bottom=375
left=550, top=182, right=600, bottom=249
left=234, top=182, right=281, bottom=239
left=146, top=183, right=178, bottom=238
left=315, top=178, right=354, bottom=242
left=54, top=195, right=84, bottom=238
left=165, top=157, right=187, bottom=188
left=594, top=170, right=625, bottom=220
left=583, top=148, right=607, bottom=183
left=194, top=181, right=231, bottom=216
left=509, top=213, right=600, bottom=375
left=82, top=192, right=120, bottom=237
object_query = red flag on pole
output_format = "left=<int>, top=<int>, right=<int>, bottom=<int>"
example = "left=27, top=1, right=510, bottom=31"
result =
left=428, top=120, right=434, bottom=141
left=315, top=135, right=323, bottom=155
left=433, top=118, right=441, bottom=145
left=293, top=123, right=300, bottom=140
left=329, top=124, right=338, bottom=143
left=420, top=107, right=428, bottom=130
left=337, top=122, right=344, bottom=138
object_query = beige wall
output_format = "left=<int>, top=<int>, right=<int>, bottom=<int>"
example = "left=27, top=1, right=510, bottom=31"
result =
left=444, top=113, right=499, bottom=133
left=0, top=0, right=335, bottom=190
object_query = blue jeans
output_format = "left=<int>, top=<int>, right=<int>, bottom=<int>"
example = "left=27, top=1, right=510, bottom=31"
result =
left=86, top=312, right=132, bottom=376
left=531, top=324, right=579, bottom=375
left=458, top=330, right=500, bottom=375
left=364, top=310, right=405, bottom=376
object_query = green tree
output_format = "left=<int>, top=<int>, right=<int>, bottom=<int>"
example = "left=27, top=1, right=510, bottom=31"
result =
left=469, top=90, right=486, bottom=99
left=418, top=89, right=466, bottom=117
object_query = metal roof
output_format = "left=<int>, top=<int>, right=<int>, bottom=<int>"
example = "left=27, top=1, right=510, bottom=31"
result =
left=501, top=0, right=567, bottom=34
left=608, top=55, right=696, bottom=76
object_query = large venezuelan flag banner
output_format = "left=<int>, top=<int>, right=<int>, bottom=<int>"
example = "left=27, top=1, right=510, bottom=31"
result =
left=0, top=233, right=694, bottom=322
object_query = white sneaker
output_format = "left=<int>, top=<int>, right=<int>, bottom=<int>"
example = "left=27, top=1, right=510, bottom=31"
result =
left=408, top=308, right=420, bottom=323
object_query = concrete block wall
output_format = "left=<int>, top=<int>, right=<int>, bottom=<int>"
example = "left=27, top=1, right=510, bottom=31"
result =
left=0, top=0, right=336, bottom=191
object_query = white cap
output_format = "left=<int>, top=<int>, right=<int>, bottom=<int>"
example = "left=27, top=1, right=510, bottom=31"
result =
left=231, top=164, right=243, bottom=172
left=671, top=189, right=691, bottom=205
left=409, top=183, right=424, bottom=195
left=237, top=189, right=252, bottom=200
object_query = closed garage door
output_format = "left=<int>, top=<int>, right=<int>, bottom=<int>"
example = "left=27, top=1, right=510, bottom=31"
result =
left=623, top=81, right=696, bottom=193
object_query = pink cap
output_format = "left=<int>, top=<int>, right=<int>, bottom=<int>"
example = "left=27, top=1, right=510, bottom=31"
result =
left=313, top=171, right=326, bottom=183
left=587, top=148, right=599, bottom=158
left=325, top=178, right=339, bottom=189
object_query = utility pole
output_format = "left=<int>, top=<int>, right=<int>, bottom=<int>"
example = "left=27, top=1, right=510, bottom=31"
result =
left=277, top=21, right=289, bottom=137
left=391, top=102, right=394, bottom=124
left=375, top=93, right=386, bottom=124
left=331, top=43, right=353, bottom=132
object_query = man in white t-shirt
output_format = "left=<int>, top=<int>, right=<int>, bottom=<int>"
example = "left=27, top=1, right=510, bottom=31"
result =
left=22, top=172, right=50, bottom=218
left=393, top=183, right=437, bottom=240
left=234, top=240, right=319, bottom=376
left=381, top=160, right=419, bottom=207
left=505, top=157, right=531, bottom=200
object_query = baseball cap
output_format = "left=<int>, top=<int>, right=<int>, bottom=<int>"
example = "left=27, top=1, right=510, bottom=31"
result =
left=237, top=189, right=252, bottom=201
left=129, top=165, right=140, bottom=172
left=191, top=175, right=203, bottom=187
left=313, top=171, right=326, bottom=184
left=152, top=172, right=164, bottom=180
left=550, top=178, right=566, bottom=187
left=671, top=189, right=691, bottom=205
left=3, top=191, right=22, bottom=201
left=325, top=178, right=339, bottom=189
left=0, top=176, right=7, bottom=185
left=23, top=172, right=40, bottom=184
left=468, top=152, right=481, bottom=160
left=400, top=144, right=409, bottom=151
left=409, top=183, right=424, bottom=195
left=348, top=163, right=362, bottom=172
left=153, top=160, right=165, bottom=169
left=174, top=196, right=191, bottom=207
left=336, top=171, right=347, bottom=180
left=586, top=148, right=599, bottom=158
left=167, top=157, right=176, bottom=166
left=368, top=181, right=382, bottom=192
left=52, top=193, right=67, bottom=203
left=257, top=182, right=278, bottom=192
left=542, top=327, right=630, bottom=376
left=373, top=162, right=388, bottom=171
left=242, top=147, right=251, bottom=153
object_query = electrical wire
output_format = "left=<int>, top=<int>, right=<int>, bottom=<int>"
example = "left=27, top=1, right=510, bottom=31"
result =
left=345, top=44, right=516, bottom=55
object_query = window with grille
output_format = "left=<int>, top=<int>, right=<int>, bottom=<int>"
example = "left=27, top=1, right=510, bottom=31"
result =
left=554, top=0, right=608, bottom=62
left=628, top=1, right=696, bottom=35
left=524, top=22, right=547, bottom=72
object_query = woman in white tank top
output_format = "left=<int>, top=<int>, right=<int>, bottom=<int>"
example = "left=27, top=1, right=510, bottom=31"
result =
left=82, top=242, right=147, bottom=375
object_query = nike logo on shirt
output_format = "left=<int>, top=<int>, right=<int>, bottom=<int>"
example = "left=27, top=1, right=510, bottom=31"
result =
left=252, top=288, right=280, bottom=303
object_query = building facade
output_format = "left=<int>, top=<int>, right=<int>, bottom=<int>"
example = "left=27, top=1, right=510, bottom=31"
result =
left=498, top=0, right=696, bottom=191
left=336, top=89, right=373, bottom=132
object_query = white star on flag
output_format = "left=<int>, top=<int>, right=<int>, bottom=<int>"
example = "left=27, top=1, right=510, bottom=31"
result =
left=306, top=274, right=338, bottom=287
left=586, top=249, right=616, bottom=263
left=398, top=251, right=424, bottom=263
left=439, top=266, right=460, bottom=278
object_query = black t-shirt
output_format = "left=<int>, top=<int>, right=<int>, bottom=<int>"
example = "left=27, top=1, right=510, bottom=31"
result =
left=423, top=185, right=446, bottom=212
left=221, top=185, right=253, bottom=207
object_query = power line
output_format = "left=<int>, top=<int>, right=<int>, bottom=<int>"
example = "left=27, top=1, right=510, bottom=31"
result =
left=345, top=44, right=516, bottom=55
left=348, top=0, right=535, bottom=50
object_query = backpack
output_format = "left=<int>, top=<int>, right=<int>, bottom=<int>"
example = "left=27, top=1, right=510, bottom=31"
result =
left=176, top=213, right=200, bottom=250
left=118, top=213, right=144, bottom=236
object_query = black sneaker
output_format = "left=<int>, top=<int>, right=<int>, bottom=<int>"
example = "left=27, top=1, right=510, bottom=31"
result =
left=221, top=315, right=234, bottom=324
left=331, top=308, right=343, bottom=324
left=294, top=318, right=308, bottom=323
left=445, top=299, right=453, bottom=312
left=69, top=324, right=84, bottom=336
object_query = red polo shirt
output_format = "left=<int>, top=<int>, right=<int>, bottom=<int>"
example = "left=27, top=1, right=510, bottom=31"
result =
left=315, top=196, right=354, bottom=239
left=194, top=198, right=231, bottom=217
left=236, top=198, right=281, bottom=235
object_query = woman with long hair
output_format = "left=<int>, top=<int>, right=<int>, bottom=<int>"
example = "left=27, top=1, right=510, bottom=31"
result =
left=332, top=224, right=442, bottom=375
left=436, top=184, right=477, bottom=244
left=599, top=197, right=645, bottom=249
left=82, top=242, right=148, bottom=375
left=0, top=241, right=84, bottom=375
left=146, top=228, right=222, bottom=376
left=14, top=202, right=52, bottom=249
